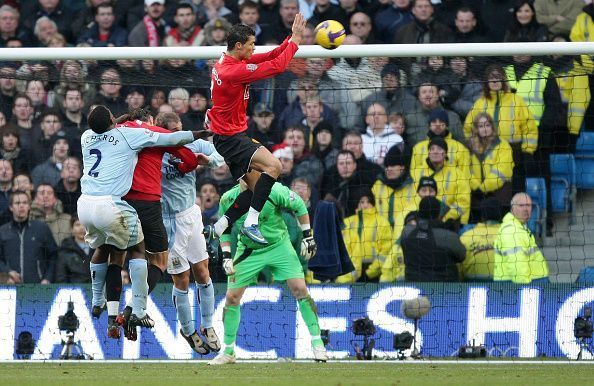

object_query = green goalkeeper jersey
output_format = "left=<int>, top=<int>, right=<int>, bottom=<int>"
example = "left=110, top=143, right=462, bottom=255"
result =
left=219, top=183, right=309, bottom=250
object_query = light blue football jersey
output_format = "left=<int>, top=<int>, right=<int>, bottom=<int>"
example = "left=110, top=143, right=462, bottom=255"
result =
left=81, top=127, right=194, bottom=197
left=161, top=139, right=225, bottom=216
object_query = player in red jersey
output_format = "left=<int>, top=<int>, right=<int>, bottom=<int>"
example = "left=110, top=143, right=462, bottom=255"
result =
left=204, top=13, right=307, bottom=247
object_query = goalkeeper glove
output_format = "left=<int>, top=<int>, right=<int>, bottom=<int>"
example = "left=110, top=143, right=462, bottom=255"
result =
left=300, top=229, right=317, bottom=261
left=221, top=251, right=235, bottom=276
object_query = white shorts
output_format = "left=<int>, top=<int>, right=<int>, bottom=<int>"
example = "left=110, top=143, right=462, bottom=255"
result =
left=164, top=205, right=208, bottom=275
left=77, top=194, right=144, bottom=250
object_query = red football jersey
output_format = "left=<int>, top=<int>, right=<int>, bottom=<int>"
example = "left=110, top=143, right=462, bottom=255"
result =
left=119, top=120, right=199, bottom=201
left=206, top=37, right=298, bottom=136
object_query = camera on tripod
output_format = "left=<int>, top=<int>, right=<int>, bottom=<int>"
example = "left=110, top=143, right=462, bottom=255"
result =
left=352, top=317, right=376, bottom=360
left=58, top=301, right=80, bottom=332
left=574, top=306, right=593, bottom=339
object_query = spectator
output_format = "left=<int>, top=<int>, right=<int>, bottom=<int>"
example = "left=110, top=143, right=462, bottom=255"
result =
left=24, top=79, right=51, bottom=124
left=349, top=12, right=378, bottom=44
left=31, top=110, right=63, bottom=166
left=29, top=183, right=71, bottom=244
left=448, top=56, right=483, bottom=118
left=452, top=6, right=487, bottom=43
left=464, top=64, right=538, bottom=194
left=272, top=143, right=295, bottom=186
left=1, top=125, right=30, bottom=174
left=300, top=96, right=334, bottom=146
left=239, top=0, right=264, bottom=44
left=481, top=0, right=516, bottom=42
left=149, top=87, right=167, bottom=114
left=412, top=56, right=456, bottom=90
left=196, top=163, right=235, bottom=194
left=0, top=5, right=32, bottom=47
left=410, top=136, right=471, bottom=224
left=360, top=63, right=417, bottom=121
left=31, top=136, right=69, bottom=187
left=312, top=121, right=339, bottom=170
left=199, top=180, right=221, bottom=226
left=284, top=126, right=325, bottom=187
left=168, top=87, right=200, bottom=129
left=54, top=215, right=93, bottom=283
left=164, top=2, right=205, bottom=47
left=202, top=17, right=232, bottom=46
left=410, top=109, right=471, bottom=178
left=362, top=103, right=404, bottom=165
left=53, top=156, right=81, bottom=217
left=341, top=130, right=383, bottom=184
left=291, top=177, right=317, bottom=219
left=22, top=0, right=75, bottom=44
left=125, top=86, right=146, bottom=112
left=459, top=198, right=502, bottom=281
left=196, top=0, right=237, bottom=25
left=32, top=16, right=59, bottom=47
left=336, top=188, right=393, bottom=283
left=247, top=103, right=282, bottom=150
left=504, top=0, right=549, bottom=42
left=307, top=0, right=348, bottom=29
left=374, top=0, right=413, bottom=43
left=493, top=192, right=549, bottom=284
left=11, top=94, right=35, bottom=152
left=371, top=145, right=415, bottom=232
left=94, top=67, right=127, bottom=116
left=12, top=173, right=33, bottom=200
left=280, top=77, right=335, bottom=133
left=0, top=159, right=13, bottom=214
left=404, top=82, right=463, bottom=146
left=261, top=0, right=298, bottom=44
left=415, top=175, right=452, bottom=222
left=260, top=0, right=281, bottom=26
left=0, top=190, right=57, bottom=284
left=570, top=3, right=594, bottom=43
left=468, top=112, right=514, bottom=223
left=401, top=196, right=465, bottom=281
left=128, top=0, right=170, bottom=47
left=60, top=88, right=88, bottom=159
left=52, top=60, right=95, bottom=113
left=77, top=1, right=128, bottom=47
left=0, top=62, right=17, bottom=120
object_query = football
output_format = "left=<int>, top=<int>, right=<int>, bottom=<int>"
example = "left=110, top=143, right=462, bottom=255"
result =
left=314, top=20, right=346, bottom=50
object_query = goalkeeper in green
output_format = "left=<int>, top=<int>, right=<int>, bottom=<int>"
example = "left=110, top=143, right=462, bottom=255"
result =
left=208, top=180, right=327, bottom=365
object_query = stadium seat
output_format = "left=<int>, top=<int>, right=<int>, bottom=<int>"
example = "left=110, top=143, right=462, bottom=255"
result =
left=576, top=267, right=594, bottom=283
left=549, top=154, right=576, bottom=213
left=575, top=131, right=594, bottom=189
left=525, top=177, right=547, bottom=238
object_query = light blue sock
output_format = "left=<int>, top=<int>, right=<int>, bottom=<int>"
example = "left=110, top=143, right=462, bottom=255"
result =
left=173, top=286, right=194, bottom=336
left=128, top=259, right=149, bottom=317
left=89, top=262, right=107, bottom=307
left=197, top=278, right=215, bottom=328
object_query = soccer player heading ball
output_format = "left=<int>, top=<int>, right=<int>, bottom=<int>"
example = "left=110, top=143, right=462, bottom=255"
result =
left=203, top=13, right=308, bottom=249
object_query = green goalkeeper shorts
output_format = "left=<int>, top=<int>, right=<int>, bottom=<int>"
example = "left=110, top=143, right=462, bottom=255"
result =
left=227, top=236, right=305, bottom=289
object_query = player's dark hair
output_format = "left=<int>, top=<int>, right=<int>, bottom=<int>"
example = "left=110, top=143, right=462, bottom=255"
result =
left=227, top=24, right=255, bottom=51
left=88, top=105, right=113, bottom=134
left=128, top=106, right=153, bottom=122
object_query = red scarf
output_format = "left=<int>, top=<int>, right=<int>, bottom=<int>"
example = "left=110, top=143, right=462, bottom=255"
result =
left=143, top=15, right=159, bottom=47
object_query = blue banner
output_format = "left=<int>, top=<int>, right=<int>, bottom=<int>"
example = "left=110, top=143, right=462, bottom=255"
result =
left=1, top=283, right=593, bottom=360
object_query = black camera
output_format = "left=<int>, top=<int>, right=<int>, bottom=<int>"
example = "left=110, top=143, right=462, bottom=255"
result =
left=58, top=301, right=80, bottom=332
left=352, top=317, right=376, bottom=336
left=15, top=331, right=35, bottom=358
left=393, top=331, right=414, bottom=351
left=574, top=306, right=593, bottom=339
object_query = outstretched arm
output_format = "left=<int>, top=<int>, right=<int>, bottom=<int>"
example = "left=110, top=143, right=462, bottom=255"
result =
left=248, top=13, right=306, bottom=63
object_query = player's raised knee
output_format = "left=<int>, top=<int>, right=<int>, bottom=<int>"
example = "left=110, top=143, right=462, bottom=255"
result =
left=264, top=157, right=282, bottom=179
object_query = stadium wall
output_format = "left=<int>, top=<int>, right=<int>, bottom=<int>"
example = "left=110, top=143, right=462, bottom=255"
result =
left=0, top=283, right=592, bottom=360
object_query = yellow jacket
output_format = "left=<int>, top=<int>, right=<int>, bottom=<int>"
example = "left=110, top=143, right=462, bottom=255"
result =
left=459, top=222, right=500, bottom=281
left=493, top=213, right=549, bottom=283
left=379, top=243, right=405, bottom=282
left=555, top=62, right=590, bottom=136
left=504, top=63, right=551, bottom=125
left=469, top=138, right=514, bottom=194
left=464, top=91, right=539, bottom=154
left=570, top=11, right=594, bottom=43
left=411, top=161, right=471, bottom=224
left=336, top=207, right=394, bottom=283
left=410, top=133, right=472, bottom=178
left=371, top=177, right=416, bottom=229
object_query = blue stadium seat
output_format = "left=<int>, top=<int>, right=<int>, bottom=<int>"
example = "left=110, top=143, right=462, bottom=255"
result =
left=575, top=131, right=594, bottom=189
left=525, top=177, right=547, bottom=238
left=549, top=154, right=576, bottom=213
left=576, top=267, right=594, bottom=283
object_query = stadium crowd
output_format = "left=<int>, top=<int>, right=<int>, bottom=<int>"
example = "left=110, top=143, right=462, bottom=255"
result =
left=0, top=0, right=591, bottom=285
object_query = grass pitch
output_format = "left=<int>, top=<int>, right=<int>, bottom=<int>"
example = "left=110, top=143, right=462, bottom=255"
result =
left=0, top=361, right=591, bottom=386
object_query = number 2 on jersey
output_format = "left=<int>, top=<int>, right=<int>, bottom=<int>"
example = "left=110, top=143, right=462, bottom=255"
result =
left=88, top=149, right=102, bottom=177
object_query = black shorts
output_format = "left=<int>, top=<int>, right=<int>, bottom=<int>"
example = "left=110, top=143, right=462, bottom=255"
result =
left=125, top=199, right=168, bottom=253
left=213, top=132, right=262, bottom=180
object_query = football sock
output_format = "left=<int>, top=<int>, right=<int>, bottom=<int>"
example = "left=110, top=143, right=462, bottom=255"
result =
left=213, top=216, right=229, bottom=237
left=147, top=264, right=163, bottom=294
left=223, top=305, right=240, bottom=355
left=105, top=264, right=122, bottom=316
left=197, top=278, right=215, bottom=328
left=298, top=296, right=323, bottom=347
left=129, top=259, right=149, bottom=317
left=215, top=190, right=253, bottom=236
left=244, top=172, right=276, bottom=226
left=90, top=262, right=107, bottom=307
left=172, top=286, right=194, bottom=336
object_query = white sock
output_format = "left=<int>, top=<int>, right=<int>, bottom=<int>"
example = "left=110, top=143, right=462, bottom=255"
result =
left=214, top=216, right=229, bottom=237
left=244, top=207, right=260, bottom=227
